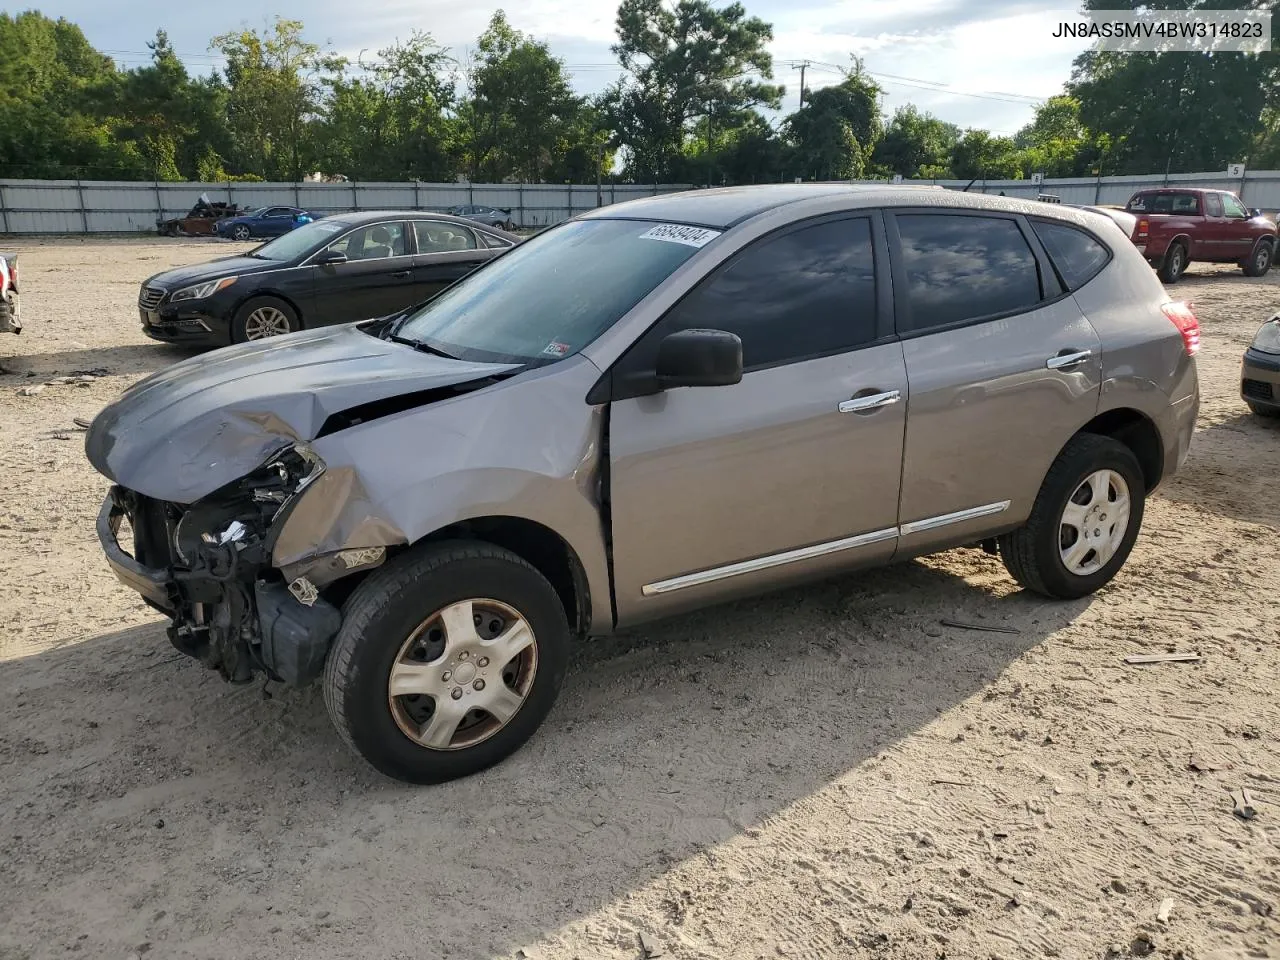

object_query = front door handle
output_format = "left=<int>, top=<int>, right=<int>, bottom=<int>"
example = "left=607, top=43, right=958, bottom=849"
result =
left=839, top=390, right=901, bottom=414
left=389, top=270, right=411, bottom=279
left=1046, top=349, right=1092, bottom=370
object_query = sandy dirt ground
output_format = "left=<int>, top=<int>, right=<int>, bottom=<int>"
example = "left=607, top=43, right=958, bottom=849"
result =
left=0, top=237, right=1277, bottom=960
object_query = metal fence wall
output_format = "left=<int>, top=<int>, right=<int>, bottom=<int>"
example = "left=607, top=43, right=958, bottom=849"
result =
left=2, top=170, right=1280, bottom=234
left=0, top=180, right=692, bottom=234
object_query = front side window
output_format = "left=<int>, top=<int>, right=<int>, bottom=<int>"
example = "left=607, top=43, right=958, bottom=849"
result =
left=1222, top=194, right=1249, bottom=218
left=625, top=217, right=879, bottom=372
left=415, top=221, right=477, bottom=253
left=327, top=223, right=407, bottom=261
left=394, top=218, right=708, bottom=365
left=1032, top=220, right=1110, bottom=291
left=895, top=214, right=1043, bottom=332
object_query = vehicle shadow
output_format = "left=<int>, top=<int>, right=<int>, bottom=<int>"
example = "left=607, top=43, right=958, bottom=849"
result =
left=1160, top=409, right=1280, bottom=530
left=0, top=342, right=200, bottom=380
left=0, top=555, right=1090, bottom=959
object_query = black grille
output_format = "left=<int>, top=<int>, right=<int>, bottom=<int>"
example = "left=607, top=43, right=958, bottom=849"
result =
left=127, top=492, right=177, bottom=568
left=138, top=286, right=165, bottom=310
left=1243, top=378, right=1275, bottom=401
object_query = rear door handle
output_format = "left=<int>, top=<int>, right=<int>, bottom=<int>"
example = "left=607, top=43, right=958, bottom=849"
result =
left=389, top=270, right=411, bottom=279
left=1046, top=349, right=1092, bottom=370
left=839, top=390, right=901, bottom=414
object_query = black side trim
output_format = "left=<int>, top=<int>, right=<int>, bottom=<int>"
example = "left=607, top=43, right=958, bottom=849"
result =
left=1244, top=347, right=1280, bottom=372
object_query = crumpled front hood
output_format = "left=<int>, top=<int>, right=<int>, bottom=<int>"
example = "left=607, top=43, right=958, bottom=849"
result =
left=85, top=325, right=517, bottom=503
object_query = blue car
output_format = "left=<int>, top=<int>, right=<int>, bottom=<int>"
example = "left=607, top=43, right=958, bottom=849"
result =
left=216, top=206, right=314, bottom=241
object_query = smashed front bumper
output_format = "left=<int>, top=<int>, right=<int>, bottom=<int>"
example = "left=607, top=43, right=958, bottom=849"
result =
left=0, top=292, right=20, bottom=334
left=96, top=485, right=341, bottom=685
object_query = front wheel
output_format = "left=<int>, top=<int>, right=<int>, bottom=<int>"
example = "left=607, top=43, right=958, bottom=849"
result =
left=231, top=296, right=298, bottom=343
left=1243, top=241, right=1273, bottom=277
left=323, top=542, right=571, bottom=784
left=998, top=434, right=1145, bottom=600
left=232, top=224, right=252, bottom=242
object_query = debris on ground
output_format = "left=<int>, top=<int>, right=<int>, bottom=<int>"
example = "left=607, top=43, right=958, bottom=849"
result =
left=940, top=619, right=1020, bottom=634
left=16, top=384, right=44, bottom=396
left=1231, top=788, right=1258, bottom=821
left=1188, top=755, right=1232, bottom=773
left=1157, top=898, right=1174, bottom=924
left=1123, top=653, right=1201, bottom=665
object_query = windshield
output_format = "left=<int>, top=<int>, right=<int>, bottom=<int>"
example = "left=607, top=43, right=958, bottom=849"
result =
left=393, top=219, right=715, bottom=364
left=252, top=219, right=347, bottom=261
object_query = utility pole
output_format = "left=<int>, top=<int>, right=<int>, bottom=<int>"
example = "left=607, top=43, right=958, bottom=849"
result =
left=706, top=109, right=713, bottom=189
left=798, top=60, right=810, bottom=110
left=596, top=142, right=604, bottom=208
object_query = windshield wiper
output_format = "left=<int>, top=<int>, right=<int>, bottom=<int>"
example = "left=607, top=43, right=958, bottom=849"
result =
left=387, top=334, right=458, bottom=360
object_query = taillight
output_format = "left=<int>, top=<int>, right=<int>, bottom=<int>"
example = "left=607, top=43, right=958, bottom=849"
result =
left=1162, top=301, right=1200, bottom=356
left=1136, top=218, right=1149, bottom=239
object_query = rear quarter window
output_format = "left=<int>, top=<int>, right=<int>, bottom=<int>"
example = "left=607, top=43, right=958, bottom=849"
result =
left=1031, top=220, right=1111, bottom=291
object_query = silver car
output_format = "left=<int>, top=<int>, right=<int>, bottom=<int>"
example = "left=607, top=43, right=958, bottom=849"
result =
left=87, top=185, right=1200, bottom=783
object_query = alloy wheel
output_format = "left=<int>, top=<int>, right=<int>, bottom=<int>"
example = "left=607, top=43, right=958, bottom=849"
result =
left=242, top=306, right=292, bottom=339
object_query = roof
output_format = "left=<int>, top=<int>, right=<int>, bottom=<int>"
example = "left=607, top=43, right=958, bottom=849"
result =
left=322, top=210, right=510, bottom=233
left=1127, top=186, right=1231, bottom=195
left=582, top=183, right=1117, bottom=231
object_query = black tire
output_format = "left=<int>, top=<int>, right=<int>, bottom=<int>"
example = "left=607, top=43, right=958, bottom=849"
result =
left=1247, top=400, right=1280, bottom=419
left=232, top=224, right=252, bottom=242
left=1243, top=240, right=1273, bottom=277
left=998, top=434, right=1146, bottom=600
left=230, top=296, right=299, bottom=344
left=323, top=541, right=571, bottom=784
left=504, top=220, right=516, bottom=232
left=1158, top=242, right=1187, bottom=283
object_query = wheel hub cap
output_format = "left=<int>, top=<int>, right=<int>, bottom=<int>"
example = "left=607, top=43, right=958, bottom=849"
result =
left=1059, top=469, right=1131, bottom=576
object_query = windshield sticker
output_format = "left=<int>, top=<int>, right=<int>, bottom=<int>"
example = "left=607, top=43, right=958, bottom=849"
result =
left=541, top=340, right=572, bottom=358
left=639, top=224, right=721, bottom=248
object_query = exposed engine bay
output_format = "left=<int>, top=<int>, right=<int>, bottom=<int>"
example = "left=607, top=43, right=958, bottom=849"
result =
left=103, top=444, right=352, bottom=685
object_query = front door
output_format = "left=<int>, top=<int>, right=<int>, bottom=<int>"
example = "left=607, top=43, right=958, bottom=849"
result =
left=411, top=221, right=491, bottom=301
left=886, top=211, right=1103, bottom=554
left=260, top=207, right=297, bottom=237
left=311, top=221, right=416, bottom=325
left=606, top=215, right=907, bottom=624
left=1220, top=193, right=1258, bottom=258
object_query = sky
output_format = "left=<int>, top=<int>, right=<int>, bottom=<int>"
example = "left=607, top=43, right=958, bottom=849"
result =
left=33, top=0, right=1097, bottom=136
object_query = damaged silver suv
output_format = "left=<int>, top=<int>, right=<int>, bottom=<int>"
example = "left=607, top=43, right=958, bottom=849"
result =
left=88, top=185, right=1200, bottom=783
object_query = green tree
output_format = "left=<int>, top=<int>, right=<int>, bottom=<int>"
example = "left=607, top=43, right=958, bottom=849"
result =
left=950, top=129, right=1022, bottom=180
left=785, top=60, right=882, bottom=180
left=872, top=105, right=959, bottom=179
left=1067, top=0, right=1280, bottom=174
left=0, top=12, right=129, bottom=178
left=211, top=18, right=344, bottom=180
left=1013, top=95, right=1098, bottom=178
left=606, top=0, right=783, bottom=182
left=319, top=33, right=458, bottom=181
left=462, top=11, right=597, bottom=182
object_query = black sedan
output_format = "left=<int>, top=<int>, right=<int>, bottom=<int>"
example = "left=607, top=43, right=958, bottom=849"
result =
left=138, top=212, right=518, bottom=346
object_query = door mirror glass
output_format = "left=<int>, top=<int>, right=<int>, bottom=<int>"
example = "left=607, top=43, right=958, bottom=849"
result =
left=316, top=250, right=347, bottom=266
left=1251, top=208, right=1263, bottom=218
left=655, top=329, right=743, bottom=389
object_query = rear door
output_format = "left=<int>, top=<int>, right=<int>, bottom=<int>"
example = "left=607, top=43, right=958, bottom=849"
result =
left=606, top=214, right=908, bottom=623
left=410, top=221, right=493, bottom=301
left=886, top=210, right=1103, bottom=554
left=309, top=221, right=416, bottom=325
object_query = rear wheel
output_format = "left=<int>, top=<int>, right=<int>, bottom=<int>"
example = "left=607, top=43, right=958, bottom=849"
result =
left=1158, top=242, right=1187, bottom=283
left=998, top=434, right=1145, bottom=600
left=1243, top=240, right=1273, bottom=277
left=323, top=542, right=570, bottom=783
left=230, top=296, right=298, bottom=343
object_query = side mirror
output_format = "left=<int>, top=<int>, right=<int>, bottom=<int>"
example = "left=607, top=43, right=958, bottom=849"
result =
left=315, top=251, right=347, bottom=266
left=1251, top=208, right=1263, bottom=218
left=655, top=328, right=743, bottom=389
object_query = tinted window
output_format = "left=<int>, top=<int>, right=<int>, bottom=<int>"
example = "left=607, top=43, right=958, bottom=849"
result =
left=264, top=207, right=292, bottom=217
left=1205, top=193, right=1224, bottom=217
left=896, top=215, right=1042, bottom=331
left=327, top=222, right=407, bottom=260
left=480, top=232, right=513, bottom=249
left=636, top=218, right=878, bottom=370
left=1032, top=221, right=1110, bottom=291
left=255, top=218, right=345, bottom=261
left=1222, top=194, right=1249, bottom=218
left=416, top=221, right=477, bottom=253
left=1126, top=192, right=1200, bottom=215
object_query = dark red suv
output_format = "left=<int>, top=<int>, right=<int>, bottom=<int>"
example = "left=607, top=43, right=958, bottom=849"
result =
left=1123, top=188, right=1277, bottom=283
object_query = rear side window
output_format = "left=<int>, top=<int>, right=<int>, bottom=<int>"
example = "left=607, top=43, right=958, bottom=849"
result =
left=480, top=232, right=513, bottom=249
left=645, top=217, right=879, bottom=370
left=1032, top=221, right=1110, bottom=291
left=1126, top=192, right=1201, bottom=215
left=894, top=214, right=1042, bottom=332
